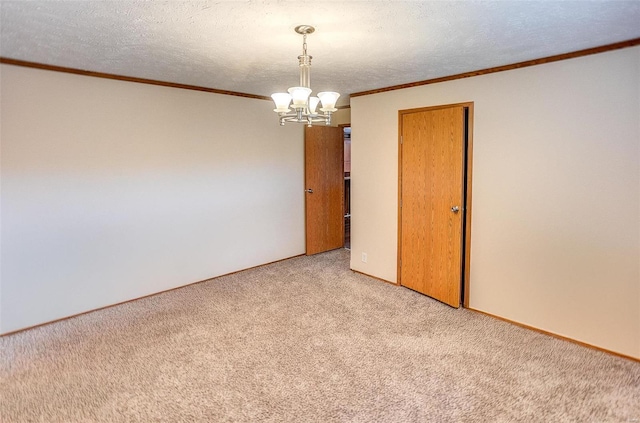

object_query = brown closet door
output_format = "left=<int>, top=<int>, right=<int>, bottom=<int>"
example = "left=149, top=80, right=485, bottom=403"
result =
left=305, top=126, right=344, bottom=255
left=399, top=105, right=465, bottom=307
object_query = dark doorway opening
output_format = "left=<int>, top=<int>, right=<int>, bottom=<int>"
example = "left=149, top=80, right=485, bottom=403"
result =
left=343, top=126, right=351, bottom=249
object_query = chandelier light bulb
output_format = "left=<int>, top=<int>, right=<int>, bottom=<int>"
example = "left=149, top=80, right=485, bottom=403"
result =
left=317, top=92, right=340, bottom=112
left=308, top=96, right=320, bottom=114
left=271, top=93, right=292, bottom=113
left=288, top=87, right=312, bottom=108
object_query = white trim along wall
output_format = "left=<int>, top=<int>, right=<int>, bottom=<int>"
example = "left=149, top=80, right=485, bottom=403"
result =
left=350, top=46, right=640, bottom=359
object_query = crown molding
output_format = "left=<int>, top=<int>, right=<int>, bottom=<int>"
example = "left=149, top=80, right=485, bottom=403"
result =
left=0, top=57, right=271, bottom=101
left=350, top=38, right=640, bottom=98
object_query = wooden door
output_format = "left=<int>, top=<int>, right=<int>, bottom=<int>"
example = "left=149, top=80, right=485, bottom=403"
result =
left=399, top=105, right=466, bottom=307
left=305, top=126, right=344, bottom=255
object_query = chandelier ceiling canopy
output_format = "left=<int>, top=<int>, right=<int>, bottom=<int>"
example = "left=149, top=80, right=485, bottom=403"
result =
left=271, top=25, right=340, bottom=127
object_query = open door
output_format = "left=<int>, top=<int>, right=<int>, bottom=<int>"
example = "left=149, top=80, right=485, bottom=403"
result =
left=398, top=104, right=471, bottom=307
left=305, top=126, right=344, bottom=255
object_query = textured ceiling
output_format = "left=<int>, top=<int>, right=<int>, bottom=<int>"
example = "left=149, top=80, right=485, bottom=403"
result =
left=1, top=1, right=639, bottom=106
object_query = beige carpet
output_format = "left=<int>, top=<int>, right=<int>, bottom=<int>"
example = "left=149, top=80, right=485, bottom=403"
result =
left=1, top=249, right=639, bottom=422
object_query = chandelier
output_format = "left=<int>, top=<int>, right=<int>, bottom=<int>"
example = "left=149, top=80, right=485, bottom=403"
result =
left=271, top=25, right=340, bottom=127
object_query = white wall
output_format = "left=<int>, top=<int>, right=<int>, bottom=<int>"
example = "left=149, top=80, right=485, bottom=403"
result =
left=0, top=64, right=304, bottom=334
left=350, top=46, right=640, bottom=358
left=332, top=108, right=351, bottom=127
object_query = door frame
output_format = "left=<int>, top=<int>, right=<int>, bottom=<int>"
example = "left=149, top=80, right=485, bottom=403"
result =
left=397, top=102, right=474, bottom=307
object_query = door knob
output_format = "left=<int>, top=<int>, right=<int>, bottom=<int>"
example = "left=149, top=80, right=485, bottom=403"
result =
left=305, top=188, right=314, bottom=193
left=451, top=206, right=460, bottom=213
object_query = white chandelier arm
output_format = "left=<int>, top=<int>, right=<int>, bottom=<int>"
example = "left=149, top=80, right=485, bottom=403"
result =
left=278, top=110, right=334, bottom=127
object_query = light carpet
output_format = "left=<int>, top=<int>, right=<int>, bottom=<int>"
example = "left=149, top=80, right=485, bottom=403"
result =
left=1, top=249, right=639, bottom=422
